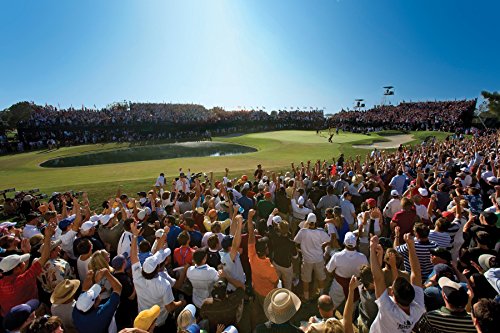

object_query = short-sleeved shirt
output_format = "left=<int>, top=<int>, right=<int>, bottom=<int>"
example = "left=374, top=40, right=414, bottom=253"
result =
left=294, top=228, right=330, bottom=263
left=257, top=200, right=275, bottom=219
left=132, top=261, right=175, bottom=325
left=72, top=292, right=120, bottom=333
left=340, top=198, right=356, bottom=225
left=392, top=210, right=418, bottom=243
left=416, top=306, right=476, bottom=333
left=370, top=286, right=425, bottom=333
left=219, top=251, right=246, bottom=292
left=173, top=246, right=194, bottom=267
left=187, top=264, right=219, bottom=308
left=248, top=244, right=278, bottom=297
left=38, top=258, right=74, bottom=293
left=0, top=260, right=42, bottom=316
left=397, top=240, right=437, bottom=281
left=98, top=223, right=124, bottom=254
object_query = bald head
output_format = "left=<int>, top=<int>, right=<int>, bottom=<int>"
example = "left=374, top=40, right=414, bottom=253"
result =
left=318, top=295, right=335, bottom=317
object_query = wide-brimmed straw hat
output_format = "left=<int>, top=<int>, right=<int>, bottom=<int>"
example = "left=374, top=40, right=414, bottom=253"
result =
left=50, top=279, right=80, bottom=304
left=263, top=288, right=301, bottom=324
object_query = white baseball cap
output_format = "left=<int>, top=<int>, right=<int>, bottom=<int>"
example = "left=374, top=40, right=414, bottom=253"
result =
left=76, top=284, right=102, bottom=312
left=177, top=304, right=197, bottom=329
left=153, top=248, right=171, bottom=263
left=89, top=214, right=102, bottom=223
left=138, top=208, right=151, bottom=220
left=297, top=196, right=305, bottom=205
left=418, top=188, right=429, bottom=196
left=306, top=213, right=317, bottom=223
left=0, top=254, right=30, bottom=272
left=99, top=214, right=115, bottom=226
left=223, top=325, right=238, bottom=333
left=344, top=232, right=357, bottom=247
left=390, top=190, right=399, bottom=196
left=142, top=256, right=159, bottom=274
left=272, top=215, right=282, bottom=224
left=80, top=221, right=98, bottom=232
left=155, top=229, right=165, bottom=238
left=0, top=221, right=16, bottom=228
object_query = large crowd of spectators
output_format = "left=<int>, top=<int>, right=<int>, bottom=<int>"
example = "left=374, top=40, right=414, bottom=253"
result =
left=327, top=99, right=476, bottom=133
left=0, top=99, right=478, bottom=153
left=9, top=104, right=324, bottom=153
left=1, top=128, right=500, bottom=333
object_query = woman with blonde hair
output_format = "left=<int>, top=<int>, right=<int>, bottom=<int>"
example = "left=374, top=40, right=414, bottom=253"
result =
left=88, top=249, right=113, bottom=300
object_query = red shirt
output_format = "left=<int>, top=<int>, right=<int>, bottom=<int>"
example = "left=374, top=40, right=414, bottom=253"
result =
left=0, top=260, right=42, bottom=316
left=173, top=246, right=194, bottom=267
left=392, top=210, right=418, bottom=243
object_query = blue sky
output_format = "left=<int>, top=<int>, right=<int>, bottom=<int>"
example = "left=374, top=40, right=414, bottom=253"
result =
left=1, top=0, right=499, bottom=113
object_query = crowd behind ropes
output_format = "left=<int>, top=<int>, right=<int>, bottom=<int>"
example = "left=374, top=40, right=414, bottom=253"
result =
left=326, top=99, right=476, bottom=133
left=1, top=130, right=500, bottom=333
left=10, top=103, right=324, bottom=152
left=3, top=98, right=476, bottom=154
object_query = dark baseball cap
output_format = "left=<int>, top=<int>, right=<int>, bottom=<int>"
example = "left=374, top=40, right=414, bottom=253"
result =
left=221, top=235, right=233, bottom=250
left=439, top=277, right=468, bottom=308
left=3, top=299, right=39, bottom=331
left=111, top=255, right=126, bottom=270
left=26, top=212, right=40, bottom=221
left=430, top=248, right=452, bottom=262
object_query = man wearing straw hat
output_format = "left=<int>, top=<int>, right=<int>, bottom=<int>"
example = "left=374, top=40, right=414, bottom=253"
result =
left=51, top=279, right=80, bottom=333
left=255, top=288, right=302, bottom=332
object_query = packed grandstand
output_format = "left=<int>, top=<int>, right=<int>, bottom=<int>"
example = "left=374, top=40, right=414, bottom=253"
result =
left=0, top=98, right=476, bottom=153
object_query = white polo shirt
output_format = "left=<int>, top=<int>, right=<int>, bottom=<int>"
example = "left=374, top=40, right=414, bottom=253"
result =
left=132, top=262, right=175, bottom=326
left=326, top=249, right=368, bottom=306
left=294, top=228, right=330, bottom=263
left=187, top=264, right=219, bottom=308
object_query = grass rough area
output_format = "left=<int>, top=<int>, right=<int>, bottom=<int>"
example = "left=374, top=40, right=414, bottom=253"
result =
left=0, top=130, right=449, bottom=209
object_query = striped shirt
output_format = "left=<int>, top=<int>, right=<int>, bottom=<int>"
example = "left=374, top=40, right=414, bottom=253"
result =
left=429, top=231, right=451, bottom=249
left=416, top=307, right=476, bottom=333
left=397, top=240, right=438, bottom=281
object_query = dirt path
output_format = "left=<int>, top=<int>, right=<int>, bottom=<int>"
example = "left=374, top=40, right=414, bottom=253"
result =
left=352, top=134, right=414, bottom=149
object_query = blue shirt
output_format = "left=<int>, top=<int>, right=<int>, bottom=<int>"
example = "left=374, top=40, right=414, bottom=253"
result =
left=73, top=292, right=120, bottom=333
left=139, top=251, right=152, bottom=265
left=188, top=230, right=203, bottom=248
left=167, top=225, right=182, bottom=251
left=389, top=174, right=407, bottom=195
left=237, top=196, right=254, bottom=219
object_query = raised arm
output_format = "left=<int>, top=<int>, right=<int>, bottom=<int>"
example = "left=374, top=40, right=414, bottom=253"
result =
left=130, top=221, right=141, bottom=265
left=247, top=210, right=256, bottom=245
left=342, top=276, right=358, bottom=333
left=38, top=222, right=56, bottom=266
left=404, top=233, right=422, bottom=287
left=97, top=268, right=122, bottom=295
left=70, top=198, right=83, bottom=232
left=369, top=235, right=386, bottom=298
left=229, top=214, right=245, bottom=261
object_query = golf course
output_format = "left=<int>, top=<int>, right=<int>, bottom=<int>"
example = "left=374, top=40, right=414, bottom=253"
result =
left=0, top=130, right=447, bottom=207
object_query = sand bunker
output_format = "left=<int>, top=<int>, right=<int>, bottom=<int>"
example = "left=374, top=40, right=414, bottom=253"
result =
left=352, top=134, right=414, bottom=149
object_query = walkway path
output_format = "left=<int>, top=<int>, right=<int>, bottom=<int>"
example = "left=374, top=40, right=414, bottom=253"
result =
left=352, top=134, right=414, bottom=149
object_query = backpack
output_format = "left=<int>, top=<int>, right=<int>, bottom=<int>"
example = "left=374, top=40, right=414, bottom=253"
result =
left=206, top=249, right=221, bottom=269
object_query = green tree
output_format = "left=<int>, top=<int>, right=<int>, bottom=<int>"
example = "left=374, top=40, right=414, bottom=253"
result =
left=481, top=91, right=500, bottom=118
left=0, top=101, right=36, bottom=130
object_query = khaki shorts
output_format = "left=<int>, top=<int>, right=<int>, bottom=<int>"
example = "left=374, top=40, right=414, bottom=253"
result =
left=301, top=261, right=326, bottom=283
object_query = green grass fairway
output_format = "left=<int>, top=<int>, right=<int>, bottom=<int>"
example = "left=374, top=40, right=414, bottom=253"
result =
left=0, top=130, right=447, bottom=209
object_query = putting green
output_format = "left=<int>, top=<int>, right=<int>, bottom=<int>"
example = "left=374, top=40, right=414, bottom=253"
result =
left=0, top=130, right=446, bottom=208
